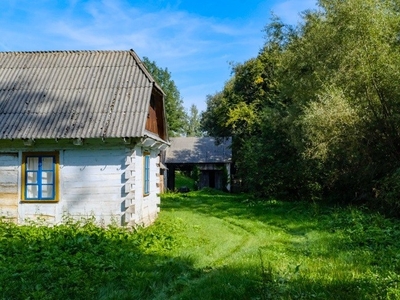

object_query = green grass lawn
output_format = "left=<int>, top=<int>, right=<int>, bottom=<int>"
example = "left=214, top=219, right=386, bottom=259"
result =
left=1, top=190, right=400, bottom=299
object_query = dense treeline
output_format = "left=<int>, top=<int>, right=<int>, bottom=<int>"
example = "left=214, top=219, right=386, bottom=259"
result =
left=201, top=0, right=400, bottom=214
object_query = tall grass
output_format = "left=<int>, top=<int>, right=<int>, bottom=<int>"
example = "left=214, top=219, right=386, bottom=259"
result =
left=1, top=190, right=400, bottom=299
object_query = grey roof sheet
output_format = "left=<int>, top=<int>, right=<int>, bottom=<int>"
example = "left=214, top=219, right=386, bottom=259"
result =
left=0, top=50, right=161, bottom=139
left=165, top=137, right=232, bottom=164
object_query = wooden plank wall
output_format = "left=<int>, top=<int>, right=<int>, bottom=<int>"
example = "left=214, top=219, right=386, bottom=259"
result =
left=0, top=153, right=19, bottom=221
left=145, top=92, right=167, bottom=141
left=61, top=148, right=126, bottom=224
left=0, top=142, right=162, bottom=227
left=21, top=148, right=128, bottom=225
left=133, top=147, right=161, bottom=226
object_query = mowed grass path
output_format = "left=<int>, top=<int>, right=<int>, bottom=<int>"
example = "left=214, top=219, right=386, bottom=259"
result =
left=159, top=190, right=400, bottom=299
left=1, top=190, right=400, bottom=299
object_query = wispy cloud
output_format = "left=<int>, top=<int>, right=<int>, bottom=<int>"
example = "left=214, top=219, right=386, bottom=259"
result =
left=272, top=0, right=317, bottom=24
left=43, top=1, right=257, bottom=58
left=35, top=0, right=265, bottom=110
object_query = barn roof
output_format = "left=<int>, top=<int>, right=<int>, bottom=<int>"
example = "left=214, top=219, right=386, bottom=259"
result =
left=0, top=50, right=165, bottom=140
left=165, top=137, right=232, bottom=164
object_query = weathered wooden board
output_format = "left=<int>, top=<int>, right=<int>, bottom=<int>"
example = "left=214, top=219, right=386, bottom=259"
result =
left=0, top=153, right=18, bottom=220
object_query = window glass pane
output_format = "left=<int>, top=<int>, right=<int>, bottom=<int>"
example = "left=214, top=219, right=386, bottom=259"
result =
left=42, top=157, right=54, bottom=170
left=144, top=155, right=150, bottom=194
left=27, top=185, right=39, bottom=198
left=27, top=172, right=38, bottom=184
left=27, top=157, right=39, bottom=170
left=42, top=185, right=54, bottom=198
left=41, top=172, right=54, bottom=184
left=23, top=153, right=58, bottom=201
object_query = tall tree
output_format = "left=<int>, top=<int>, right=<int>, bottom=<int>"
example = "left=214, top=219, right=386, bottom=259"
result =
left=186, top=104, right=202, bottom=137
left=142, top=57, right=188, bottom=136
left=282, top=0, right=400, bottom=201
left=202, top=0, right=400, bottom=210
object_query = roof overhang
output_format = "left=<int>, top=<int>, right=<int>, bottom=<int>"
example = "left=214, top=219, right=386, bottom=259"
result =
left=140, top=131, right=170, bottom=151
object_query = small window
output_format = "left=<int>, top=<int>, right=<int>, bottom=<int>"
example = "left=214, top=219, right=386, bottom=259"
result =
left=22, top=152, right=59, bottom=201
left=143, top=152, right=150, bottom=195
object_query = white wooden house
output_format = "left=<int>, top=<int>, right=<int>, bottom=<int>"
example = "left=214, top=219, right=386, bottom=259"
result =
left=0, top=50, right=169, bottom=226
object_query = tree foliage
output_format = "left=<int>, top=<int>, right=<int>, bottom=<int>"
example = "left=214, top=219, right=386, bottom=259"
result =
left=142, top=57, right=188, bottom=136
left=286, top=0, right=400, bottom=202
left=186, top=104, right=202, bottom=137
left=201, top=0, right=400, bottom=212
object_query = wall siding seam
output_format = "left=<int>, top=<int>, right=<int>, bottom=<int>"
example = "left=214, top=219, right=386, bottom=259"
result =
left=124, top=149, right=136, bottom=225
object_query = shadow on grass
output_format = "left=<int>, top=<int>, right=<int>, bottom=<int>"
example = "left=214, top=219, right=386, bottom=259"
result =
left=161, top=189, right=400, bottom=299
left=0, top=220, right=199, bottom=300
left=168, top=264, right=382, bottom=300
left=1, top=190, right=400, bottom=299
left=161, top=189, right=321, bottom=232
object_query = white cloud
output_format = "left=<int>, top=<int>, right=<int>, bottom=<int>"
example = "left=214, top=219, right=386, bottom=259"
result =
left=40, top=0, right=263, bottom=75
left=51, top=22, right=112, bottom=47
left=272, top=0, right=317, bottom=24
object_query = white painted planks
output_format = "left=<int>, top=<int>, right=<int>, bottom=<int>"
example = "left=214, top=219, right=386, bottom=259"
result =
left=0, top=153, right=19, bottom=220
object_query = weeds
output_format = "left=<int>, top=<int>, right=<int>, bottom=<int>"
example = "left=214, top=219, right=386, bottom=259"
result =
left=1, top=190, right=400, bottom=299
left=0, top=215, right=193, bottom=300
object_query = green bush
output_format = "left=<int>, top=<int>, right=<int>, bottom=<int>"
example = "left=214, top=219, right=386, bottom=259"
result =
left=0, top=216, right=193, bottom=300
left=377, top=168, right=400, bottom=216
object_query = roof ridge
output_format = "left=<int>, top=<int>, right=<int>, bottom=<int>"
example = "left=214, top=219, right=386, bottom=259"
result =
left=128, top=49, right=164, bottom=95
left=0, top=50, right=131, bottom=55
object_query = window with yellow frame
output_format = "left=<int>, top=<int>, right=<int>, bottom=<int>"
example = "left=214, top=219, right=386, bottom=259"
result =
left=21, top=152, right=59, bottom=202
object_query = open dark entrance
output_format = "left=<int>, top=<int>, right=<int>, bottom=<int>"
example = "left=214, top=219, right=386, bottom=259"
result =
left=166, top=163, right=195, bottom=191
left=166, top=163, right=228, bottom=191
left=209, top=171, right=216, bottom=188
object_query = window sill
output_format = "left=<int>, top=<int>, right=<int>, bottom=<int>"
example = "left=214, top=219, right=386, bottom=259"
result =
left=21, top=200, right=59, bottom=203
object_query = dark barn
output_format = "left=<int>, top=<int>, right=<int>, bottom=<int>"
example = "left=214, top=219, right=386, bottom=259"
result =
left=165, top=137, right=232, bottom=191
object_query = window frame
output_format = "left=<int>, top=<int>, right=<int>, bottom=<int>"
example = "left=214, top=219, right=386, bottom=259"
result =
left=143, top=151, right=150, bottom=196
left=21, top=152, right=59, bottom=202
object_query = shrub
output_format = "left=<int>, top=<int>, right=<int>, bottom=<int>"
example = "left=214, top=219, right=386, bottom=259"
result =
left=377, top=168, right=400, bottom=216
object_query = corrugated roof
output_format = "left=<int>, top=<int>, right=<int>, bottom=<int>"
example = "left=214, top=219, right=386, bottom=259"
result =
left=0, top=50, right=163, bottom=139
left=165, top=137, right=232, bottom=164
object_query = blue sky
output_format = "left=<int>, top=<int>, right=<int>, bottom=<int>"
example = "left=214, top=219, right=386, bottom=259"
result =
left=0, top=0, right=316, bottom=112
